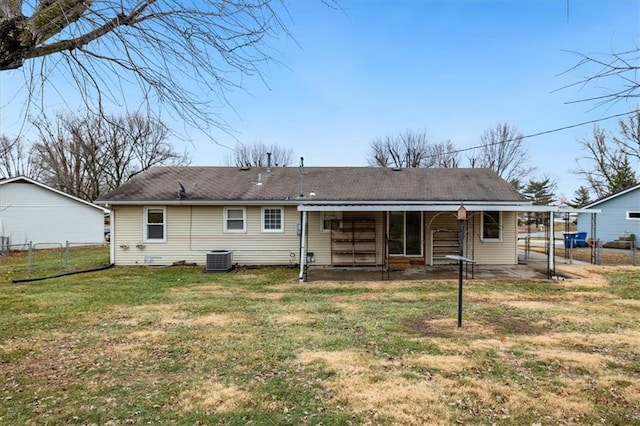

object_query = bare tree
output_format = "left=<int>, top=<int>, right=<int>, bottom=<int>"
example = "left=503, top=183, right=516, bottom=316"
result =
left=0, top=1, right=319, bottom=133
left=468, top=122, right=534, bottom=186
left=0, top=135, right=39, bottom=178
left=31, top=112, right=190, bottom=201
left=429, top=140, right=460, bottom=168
left=368, top=131, right=432, bottom=168
left=224, top=142, right=293, bottom=167
left=573, top=125, right=638, bottom=198
left=614, top=111, right=640, bottom=163
left=561, top=45, right=640, bottom=110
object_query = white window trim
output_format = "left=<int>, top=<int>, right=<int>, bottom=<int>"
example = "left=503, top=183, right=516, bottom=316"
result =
left=626, top=211, right=640, bottom=220
left=143, top=206, right=166, bottom=243
left=481, top=211, right=502, bottom=242
left=261, top=206, right=284, bottom=233
left=224, top=207, right=247, bottom=233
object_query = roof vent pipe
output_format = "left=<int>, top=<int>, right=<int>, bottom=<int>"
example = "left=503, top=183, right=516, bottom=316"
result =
left=267, top=152, right=272, bottom=174
left=177, top=180, right=186, bottom=200
left=299, top=157, right=304, bottom=197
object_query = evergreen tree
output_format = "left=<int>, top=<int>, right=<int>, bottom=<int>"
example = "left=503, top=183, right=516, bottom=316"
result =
left=524, top=177, right=557, bottom=205
left=524, top=177, right=557, bottom=226
left=609, top=155, right=638, bottom=194
left=569, top=186, right=591, bottom=208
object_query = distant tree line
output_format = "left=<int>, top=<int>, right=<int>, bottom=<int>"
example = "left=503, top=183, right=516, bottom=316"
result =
left=1, top=112, right=190, bottom=201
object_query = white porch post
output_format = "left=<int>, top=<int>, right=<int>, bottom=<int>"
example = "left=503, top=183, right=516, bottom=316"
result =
left=548, top=210, right=555, bottom=276
left=298, top=210, right=308, bottom=282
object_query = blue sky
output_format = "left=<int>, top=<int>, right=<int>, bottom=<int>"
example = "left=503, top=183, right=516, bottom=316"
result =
left=200, top=0, right=639, bottom=200
left=2, top=1, right=639, bottom=201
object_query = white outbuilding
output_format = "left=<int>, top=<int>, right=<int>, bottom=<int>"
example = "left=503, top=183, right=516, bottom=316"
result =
left=0, top=176, right=108, bottom=250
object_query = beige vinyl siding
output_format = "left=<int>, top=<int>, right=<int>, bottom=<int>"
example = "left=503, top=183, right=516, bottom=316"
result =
left=469, top=211, right=518, bottom=264
left=305, top=211, right=332, bottom=265
left=112, top=205, right=300, bottom=266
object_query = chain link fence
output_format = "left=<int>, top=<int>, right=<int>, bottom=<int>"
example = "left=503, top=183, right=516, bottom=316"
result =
left=0, top=240, right=110, bottom=279
left=562, top=236, right=637, bottom=266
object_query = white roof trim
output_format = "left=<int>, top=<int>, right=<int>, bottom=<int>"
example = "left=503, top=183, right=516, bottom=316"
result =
left=582, top=183, right=640, bottom=209
left=298, top=204, right=599, bottom=213
left=99, top=200, right=301, bottom=207
left=0, top=176, right=109, bottom=213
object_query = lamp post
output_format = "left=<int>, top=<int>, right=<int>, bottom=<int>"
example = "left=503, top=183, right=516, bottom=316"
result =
left=457, top=205, right=467, bottom=328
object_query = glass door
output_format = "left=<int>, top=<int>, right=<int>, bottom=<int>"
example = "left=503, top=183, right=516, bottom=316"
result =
left=388, top=211, right=422, bottom=256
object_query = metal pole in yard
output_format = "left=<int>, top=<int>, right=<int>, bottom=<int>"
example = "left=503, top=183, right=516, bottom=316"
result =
left=28, top=241, right=33, bottom=272
left=457, top=205, right=467, bottom=328
left=65, top=241, right=70, bottom=269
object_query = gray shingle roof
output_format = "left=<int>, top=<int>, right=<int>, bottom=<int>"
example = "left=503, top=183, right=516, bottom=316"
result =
left=97, top=167, right=526, bottom=203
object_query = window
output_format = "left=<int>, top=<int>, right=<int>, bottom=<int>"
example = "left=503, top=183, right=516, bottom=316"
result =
left=262, top=207, right=284, bottom=232
left=144, top=207, right=166, bottom=242
left=388, top=211, right=422, bottom=256
left=482, top=211, right=501, bottom=241
left=321, top=212, right=342, bottom=232
left=627, top=211, right=640, bottom=220
left=224, top=207, right=246, bottom=232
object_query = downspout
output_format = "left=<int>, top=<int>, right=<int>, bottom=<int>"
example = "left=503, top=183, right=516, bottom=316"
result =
left=109, top=208, right=115, bottom=265
left=298, top=210, right=308, bottom=282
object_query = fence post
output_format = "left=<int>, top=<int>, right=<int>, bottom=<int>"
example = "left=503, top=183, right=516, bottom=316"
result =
left=28, top=241, right=33, bottom=272
left=569, top=236, right=573, bottom=264
left=65, top=241, right=70, bottom=269
left=631, top=234, right=636, bottom=266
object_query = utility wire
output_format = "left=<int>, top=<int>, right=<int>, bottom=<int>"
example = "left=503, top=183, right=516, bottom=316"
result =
left=442, top=109, right=638, bottom=158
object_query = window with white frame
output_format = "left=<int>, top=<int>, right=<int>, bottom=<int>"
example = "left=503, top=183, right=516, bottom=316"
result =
left=627, top=211, right=640, bottom=220
left=262, top=207, right=284, bottom=232
left=144, top=207, right=166, bottom=242
left=482, top=211, right=501, bottom=241
left=224, top=207, right=246, bottom=232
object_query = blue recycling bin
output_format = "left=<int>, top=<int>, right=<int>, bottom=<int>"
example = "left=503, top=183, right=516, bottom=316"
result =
left=564, top=232, right=588, bottom=248
left=563, top=233, right=577, bottom=248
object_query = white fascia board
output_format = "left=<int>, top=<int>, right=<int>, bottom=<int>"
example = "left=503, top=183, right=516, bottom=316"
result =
left=100, top=200, right=302, bottom=207
left=297, top=204, right=599, bottom=213
left=556, top=207, right=601, bottom=214
left=582, top=184, right=640, bottom=209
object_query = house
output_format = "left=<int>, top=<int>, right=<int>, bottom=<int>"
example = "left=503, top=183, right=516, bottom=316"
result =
left=97, top=166, right=588, bottom=279
left=577, top=183, right=640, bottom=248
left=0, top=176, right=108, bottom=249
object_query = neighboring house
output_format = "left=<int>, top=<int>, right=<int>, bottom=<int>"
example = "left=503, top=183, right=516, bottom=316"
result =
left=97, top=166, right=582, bottom=278
left=577, top=183, right=640, bottom=248
left=0, top=176, right=108, bottom=249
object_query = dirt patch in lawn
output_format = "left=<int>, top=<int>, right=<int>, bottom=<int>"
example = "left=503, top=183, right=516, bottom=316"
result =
left=405, top=315, right=545, bottom=338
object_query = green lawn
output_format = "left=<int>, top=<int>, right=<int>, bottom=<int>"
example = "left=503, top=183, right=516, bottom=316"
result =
left=1, top=257, right=639, bottom=425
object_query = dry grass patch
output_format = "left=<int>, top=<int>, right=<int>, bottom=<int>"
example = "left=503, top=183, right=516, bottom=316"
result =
left=247, top=292, right=287, bottom=300
left=179, top=380, right=250, bottom=413
left=532, top=347, right=607, bottom=369
left=406, top=354, right=473, bottom=372
left=275, top=312, right=316, bottom=326
left=297, top=350, right=453, bottom=425
left=332, top=299, right=361, bottom=313
left=190, top=313, right=245, bottom=326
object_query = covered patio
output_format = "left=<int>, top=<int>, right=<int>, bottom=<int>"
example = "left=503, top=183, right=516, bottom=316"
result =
left=298, top=203, right=599, bottom=282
